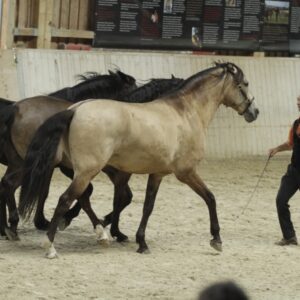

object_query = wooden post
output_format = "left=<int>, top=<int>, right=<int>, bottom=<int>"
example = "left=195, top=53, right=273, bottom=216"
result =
left=0, top=0, right=16, bottom=49
left=37, top=0, right=54, bottom=48
left=78, top=0, right=89, bottom=30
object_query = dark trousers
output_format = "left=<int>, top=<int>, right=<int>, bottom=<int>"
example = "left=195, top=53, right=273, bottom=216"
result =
left=276, top=164, right=300, bottom=239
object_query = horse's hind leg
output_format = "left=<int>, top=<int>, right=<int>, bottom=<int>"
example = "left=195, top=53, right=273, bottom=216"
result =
left=56, top=166, right=82, bottom=230
left=33, top=169, right=54, bottom=230
left=176, top=169, right=222, bottom=252
left=102, top=166, right=133, bottom=228
left=0, top=182, right=8, bottom=237
left=76, top=184, right=109, bottom=244
left=109, top=171, right=132, bottom=242
left=45, top=171, right=105, bottom=258
left=1, top=166, right=22, bottom=240
left=136, top=174, right=162, bottom=254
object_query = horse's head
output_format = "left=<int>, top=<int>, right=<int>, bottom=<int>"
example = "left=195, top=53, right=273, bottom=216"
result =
left=220, top=62, right=259, bottom=122
left=111, top=70, right=137, bottom=98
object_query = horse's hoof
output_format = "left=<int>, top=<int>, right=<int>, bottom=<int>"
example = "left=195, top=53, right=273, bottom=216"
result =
left=34, top=219, right=50, bottom=231
left=136, top=247, right=150, bottom=254
left=45, top=250, right=58, bottom=259
left=111, top=231, right=128, bottom=243
left=4, top=228, right=20, bottom=241
left=116, top=234, right=129, bottom=243
left=95, top=225, right=110, bottom=246
left=44, top=242, right=58, bottom=259
left=210, top=239, right=222, bottom=252
left=98, top=238, right=110, bottom=247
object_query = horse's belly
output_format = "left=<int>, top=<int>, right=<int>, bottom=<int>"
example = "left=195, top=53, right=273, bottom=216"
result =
left=108, top=151, right=171, bottom=174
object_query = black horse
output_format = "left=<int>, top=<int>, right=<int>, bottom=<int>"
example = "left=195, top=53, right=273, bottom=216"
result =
left=0, top=71, right=183, bottom=241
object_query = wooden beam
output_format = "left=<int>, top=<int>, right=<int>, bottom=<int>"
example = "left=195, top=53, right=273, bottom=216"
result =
left=253, top=52, right=265, bottom=58
left=51, top=28, right=94, bottom=39
left=14, top=27, right=38, bottom=36
left=0, top=0, right=17, bottom=49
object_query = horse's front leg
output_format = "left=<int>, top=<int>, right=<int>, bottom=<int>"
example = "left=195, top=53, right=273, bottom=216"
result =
left=136, top=174, right=162, bottom=254
left=176, top=169, right=222, bottom=252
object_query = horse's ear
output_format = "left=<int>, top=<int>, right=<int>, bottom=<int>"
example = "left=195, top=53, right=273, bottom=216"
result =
left=227, top=63, right=238, bottom=74
left=108, top=70, right=114, bottom=76
left=117, top=70, right=136, bottom=84
left=171, top=74, right=175, bottom=79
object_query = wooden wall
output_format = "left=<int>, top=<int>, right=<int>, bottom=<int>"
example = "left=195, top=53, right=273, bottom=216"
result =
left=0, top=0, right=95, bottom=49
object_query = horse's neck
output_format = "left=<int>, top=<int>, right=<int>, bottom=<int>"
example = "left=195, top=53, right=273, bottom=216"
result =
left=185, top=80, right=224, bottom=129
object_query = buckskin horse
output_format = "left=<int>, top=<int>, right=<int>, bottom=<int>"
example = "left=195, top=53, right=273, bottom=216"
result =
left=19, top=62, right=259, bottom=258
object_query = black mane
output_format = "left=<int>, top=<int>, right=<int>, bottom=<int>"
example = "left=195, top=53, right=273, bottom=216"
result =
left=124, top=76, right=184, bottom=103
left=48, top=70, right=136, bottom=102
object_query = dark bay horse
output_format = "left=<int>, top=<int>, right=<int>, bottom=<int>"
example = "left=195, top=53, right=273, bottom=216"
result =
left=19, top=62, right=259, bottom=258
left=0, top=72, right=183, bottom=241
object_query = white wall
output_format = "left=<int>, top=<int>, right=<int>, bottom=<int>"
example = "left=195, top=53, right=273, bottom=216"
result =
left=5, top=49, right=300, bottom=157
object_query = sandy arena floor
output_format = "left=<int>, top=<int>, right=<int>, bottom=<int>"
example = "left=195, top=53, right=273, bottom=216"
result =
left=0, top=156, right=300, bottom=300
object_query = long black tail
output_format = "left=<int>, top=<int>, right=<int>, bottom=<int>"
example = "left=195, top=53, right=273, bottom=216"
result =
left=0, top=99, right=17, bottom=158
left=19, top=110, right=75, bottom=221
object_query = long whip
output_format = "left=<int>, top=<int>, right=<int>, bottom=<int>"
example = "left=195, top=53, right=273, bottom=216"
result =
left=234, top=155, right=271, bottom=221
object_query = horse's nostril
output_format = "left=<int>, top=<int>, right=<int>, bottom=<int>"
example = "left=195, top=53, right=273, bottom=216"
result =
left=255, top=108, right=259, bottom=115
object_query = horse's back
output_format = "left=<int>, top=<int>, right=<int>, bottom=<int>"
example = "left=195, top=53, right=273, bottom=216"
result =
left=11, top=96, right=71, bottom=158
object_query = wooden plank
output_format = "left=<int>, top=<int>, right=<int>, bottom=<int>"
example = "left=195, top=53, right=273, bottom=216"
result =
left=29, top=0, right=40, bottom=27
left=60, top=0, right=70, bottom=28
left=37, top=0, right=47, bottom=48
left=78, top=0, right=89, bottom=30
left=69, top=0, right=80, bottom=29
left=37, top=0, right=54, bottom=48
left=18, top=0, right=28, bottom=28
left=52, top=0, right=61, bottom=28
left=0, top=0, right=17, bottom=49
left=253, top=52, right=265, bottom=58
left=51, top=0, right=61, bottom=49
left=45, top=0, right=54, bottom=48
left=14, top=28, right=38, bottom=36
left=51, top=28, right=94, bottom=39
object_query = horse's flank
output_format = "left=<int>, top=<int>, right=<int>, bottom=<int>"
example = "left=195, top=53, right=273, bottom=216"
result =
left=11, top=97, right=70, bottom=159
